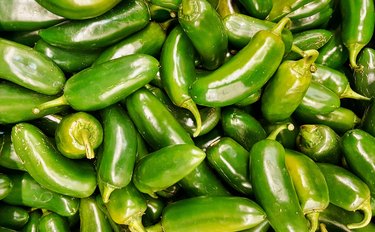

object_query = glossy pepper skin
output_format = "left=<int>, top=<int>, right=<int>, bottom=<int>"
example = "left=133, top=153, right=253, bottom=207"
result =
left=267, top=0, right=312, bottom=22
left=261, top=49, right=319, bottom=123
left=55, top=112, right=103, bottom=159
left=142, top=195, right=166, bottom=227
left=3, top=172, right=79, bottom=217
left=340, top=0, right=374, bottom=69
left=0, top=173, right=12, bottom=200
left=342, top=129, right=375, bottom=198
left=217, top=0, right=240, bottom=18
left=79, top=197, right=112, bottom=232
left=239, top=0, right=272, bottom=19
left=160, top=25, right=202, bottom=137
left=38, top=212, right=70, bottom=232
left=0, top=38, right=65, bottom=95
left=362, top=101, right=375, bottom=137
left=39, top=0, right=150, bottom=50
left=0, top=132, right=25, bottom=171
left=11, top=123, right=97, bottom=198
left=206, top=137, right=253, bottom=196
left=97, top=104, right=137, bottom=203
left=296, top=124, right=341, bottom=164
left=21, top=210, right=42, bottom=232
left=318, top=163, right=372, bottom=229
left=0, top=0, right=63, bottom=31
left=178, top=0, right=228, bottom=70
left=189, top=18, right=289, bottom=107
left=148, top=196, right=267, bottom=232
left=133, top=144, right=206, bottom=198
left=35, top=0, right=121, bottom=19
left=284, top=149, right=329, bottom=232
left=0, top=203, right=29, bottom=230
left=353, top=48, right=375, bottom=98
left=33, top=54, right=159, bottom=113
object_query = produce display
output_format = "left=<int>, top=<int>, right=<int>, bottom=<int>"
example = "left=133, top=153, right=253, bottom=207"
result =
left=2, top=0, right=375, bottom=231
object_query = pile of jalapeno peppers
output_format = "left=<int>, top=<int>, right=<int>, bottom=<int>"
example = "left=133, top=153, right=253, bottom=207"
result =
left=1, top=0, right=375, bottom=231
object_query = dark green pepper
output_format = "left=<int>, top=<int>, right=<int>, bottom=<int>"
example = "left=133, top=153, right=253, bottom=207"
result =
left=340, top=0, right=374, bottom=69
left=79, top=197, right=112, bottom=232
left=0, top=132, right=25, bottom=171
left=362, top=100, right=375, bottom=137
left=39, top=0, right=150, bottom=49
left=97, top=104, right=137, bottom=203
left=160, top=25, right=201, bottom=137
left=296, top=124, right=341, bottom=164
left=353, top=48, right=375, bottom=98
left=285, top=149, right=329, bottom=232
left=0, top=173, right=12, bottom=200
left=261, top=49, right=319, bottom=122
left=0, top=38, right=65, bottom=95
left=133, top=144, right=205, bottom=198
left=38, top=212, right=70, bottom=232
left=0, top=203, right=29, bottom=230
left=150, top=0, right=180, bottom=11
left=262, top=118, right=299, bottom=149
left=31, top=114, right=62, bottom=137
left=238, top=0, right=272, bottom=19
left=178, top=0, right=228, bottom=70
left=11, top=123, right=97, bottom=198
left=33, top=54, right=159, bottom=113
left=21, top=210, right=42, bottom=232
left=318, top=163, right=372, bottom=229
left=3, top=171, right=79, bottom=217
left=142, top=195, right=166, bottom=227
left=5, top=30, right=41, bottom=47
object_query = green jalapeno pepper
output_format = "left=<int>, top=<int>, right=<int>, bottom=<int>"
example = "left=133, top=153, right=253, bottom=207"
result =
left=262, top=118, right=299, bottom=149
left=106, top=182, right=147, bottom=232
left=178, top=0, right=228, bottom=70
left=221, top=107, right=266, bottom=151
left=296, top=124, right=341, bottom=164
left=353, top=48, right=375, bottom=98
left=217, top=0, right=240, bottom=18
left=5, top=30, right=41, bottom=47
left=234, top=90, right=261, bottom=107
left=362, top=100, right=375, bottom=137
left=146, top=196, right=266, bottom=232
left=206, top=137, right=253, bottom=196
left=3, top=171, right=79, bottom=217
left=33, top=54, right=159, bottom=113
left=0, top=173, right=12, bottom=200
left=194, top=126, right=222, bottom=152
left=151, top=0, right=180, bottom=11
left=21, top=210, right=42, bottom=232
left=0, top=38, right=65, bottom=95
left=189, top=17, right=289, bottom=107
left=133, top=144, right=205, bottom=198
left=317, top=163, right=372, bottom=229
left=267, top=0, right=311, bottom=22
left=149, top=4, right=177, bottom=22
left=31, top=114, right=62, bottom=137
left=142, top=195, right=166, bottom=227
left=285, top=149, right=329, bottom=232
left=250, top=124, right=310, bottom=232
left=342, top=129, right=375, bottom=198
left=0, top=132, right=25, bottom=170
left=94, top=195, right=122, bottom=232
left=135, top=131, right=150, bottom=162
left=261, top=49, right=319, bottom=123
left=340, top=0, right=374, bottom=69
left=0, top=82, right=67, bottom=125
left=160, top=25, right=202, bottom=137
left=79, top=197, right=112, bottom=232
left=39, top=0, right=150, bottom=50
left=238, top=0, right=272, bottom=19
left=0, top=203, right=29, bottom=230
left=11, top=123, right=97, bottom=198
left=55, top=112, right=103, bottom=159
left=93, top=22, right=167, bottom=65
left=38, top=212, right=70, bottom=232
left=97, top=104, right=137, bottom=203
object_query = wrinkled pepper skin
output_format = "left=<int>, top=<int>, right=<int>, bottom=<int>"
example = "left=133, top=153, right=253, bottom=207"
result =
left=178, top=0, right=228, bottom=70
left=250, top=139, right=309, bottom=232
left=0, top=173, right=12, bottom=200
left=3, top=172, right=79, bottom=217
left=39, top=0, right=150, bottom=49
left=158, top=196, right=266, bottom=232
left=318, top=163, right=372, bottom=229
left=97, top=104, right=137, bottom=203
left=11, top=123, right=97, bottom=198
left=0, top=38, right=65, bottom=95
left=340, top=0, right=374, bottom=69
left=0, top=203, right=29, bottom=230
left=189, top=18, right=289, bottom=107
left=353, top=48, right=375, bottom=98
left=0, top=0, right=63, bottom=31
left=133, top=144, right=206, bottom=198
left=239, top=0, right=272, bottom=19
left=38, top=212, right=70, bottom=232
left=79, top=197, right=112, bottom=232
left=206, top=137, right=253, bottom=196
left=33, top=54, right=159, bottom=113
left=21, top=210, right=42, bottom=232
left=35, top=0, right=121, bottom=19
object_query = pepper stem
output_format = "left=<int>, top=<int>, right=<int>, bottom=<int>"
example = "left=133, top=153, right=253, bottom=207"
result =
left=32, top=95, right=69, bottom=114
left=291, top=45, right=305, bottom=58
left=302, top=50, right=319, bottom=65
left=181, top=0, right=196, bottom=16
left=79, top=128, right=95, bottom=159
left=128, top=216, right=146, bottom=232
left=319, top=223, right=328, bottom=232
left=181, top=98, right=202, bottom=137
left=347, top=198, right=372, bottom=229
left=159, top=18, right=175, bottom=31
left=299, top=125, right=319, bottom=148
left=306, top=212, right=320, bottom=232
left=102, top=184, right=116, bottom=204
left=145, top=222, right=163, bottom=232
left=271, top=17, right=292, bottom=36
left=267, top=123, right=294, bottom=140
left=348, top=43, right=365, bottom=70
left=340, top=85, right=371, bottom=100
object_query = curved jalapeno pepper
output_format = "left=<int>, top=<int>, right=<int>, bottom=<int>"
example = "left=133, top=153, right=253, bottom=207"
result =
left=146, top=196, right=266, bottom=232
left=353, top=48, right=375, bottom=98
left=11, top=123, right=97, bottom=198
left=55, top=112, right=103, bottom=159
left=285, top=149, right=329, bottom=232
left=33, top=54, right=159, bottom=113
left=340, top=0, right=374, bottom=69
left=38, top=212, right=70, bottom=232
left=79, top=197, right=112, bottom=232
left=296, top=124, right=341, bottom=164
left=21, top=210, right=42, bottom=232
left=0, top=173, right=12, bottom=200
left=133, top=144, right=205, bottom=198
left=318, top=163, right=372, bottom=229
left=0, top=203, right=29, bottom=230
left=97, top=104, right=137, bottom=203
left=3, top=171, right=79, bottom=217
left=178, top=0, right=228, bottom=70
left=238, top=0, right=272, bottom=19
left=315, top=30, right=348, bottom=69
left=250, top=124, right=310, bottom=232
left=0, top=132, right=25, bottom=171
left=0, top=38, right=65, bottom=95
left=261, top=49, right=319, bottom=122
left=39, top=0, right=150, bottom=50
left=160, top=25, right=202, bottom=137
left=190, top=18, right=290, bottom=107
